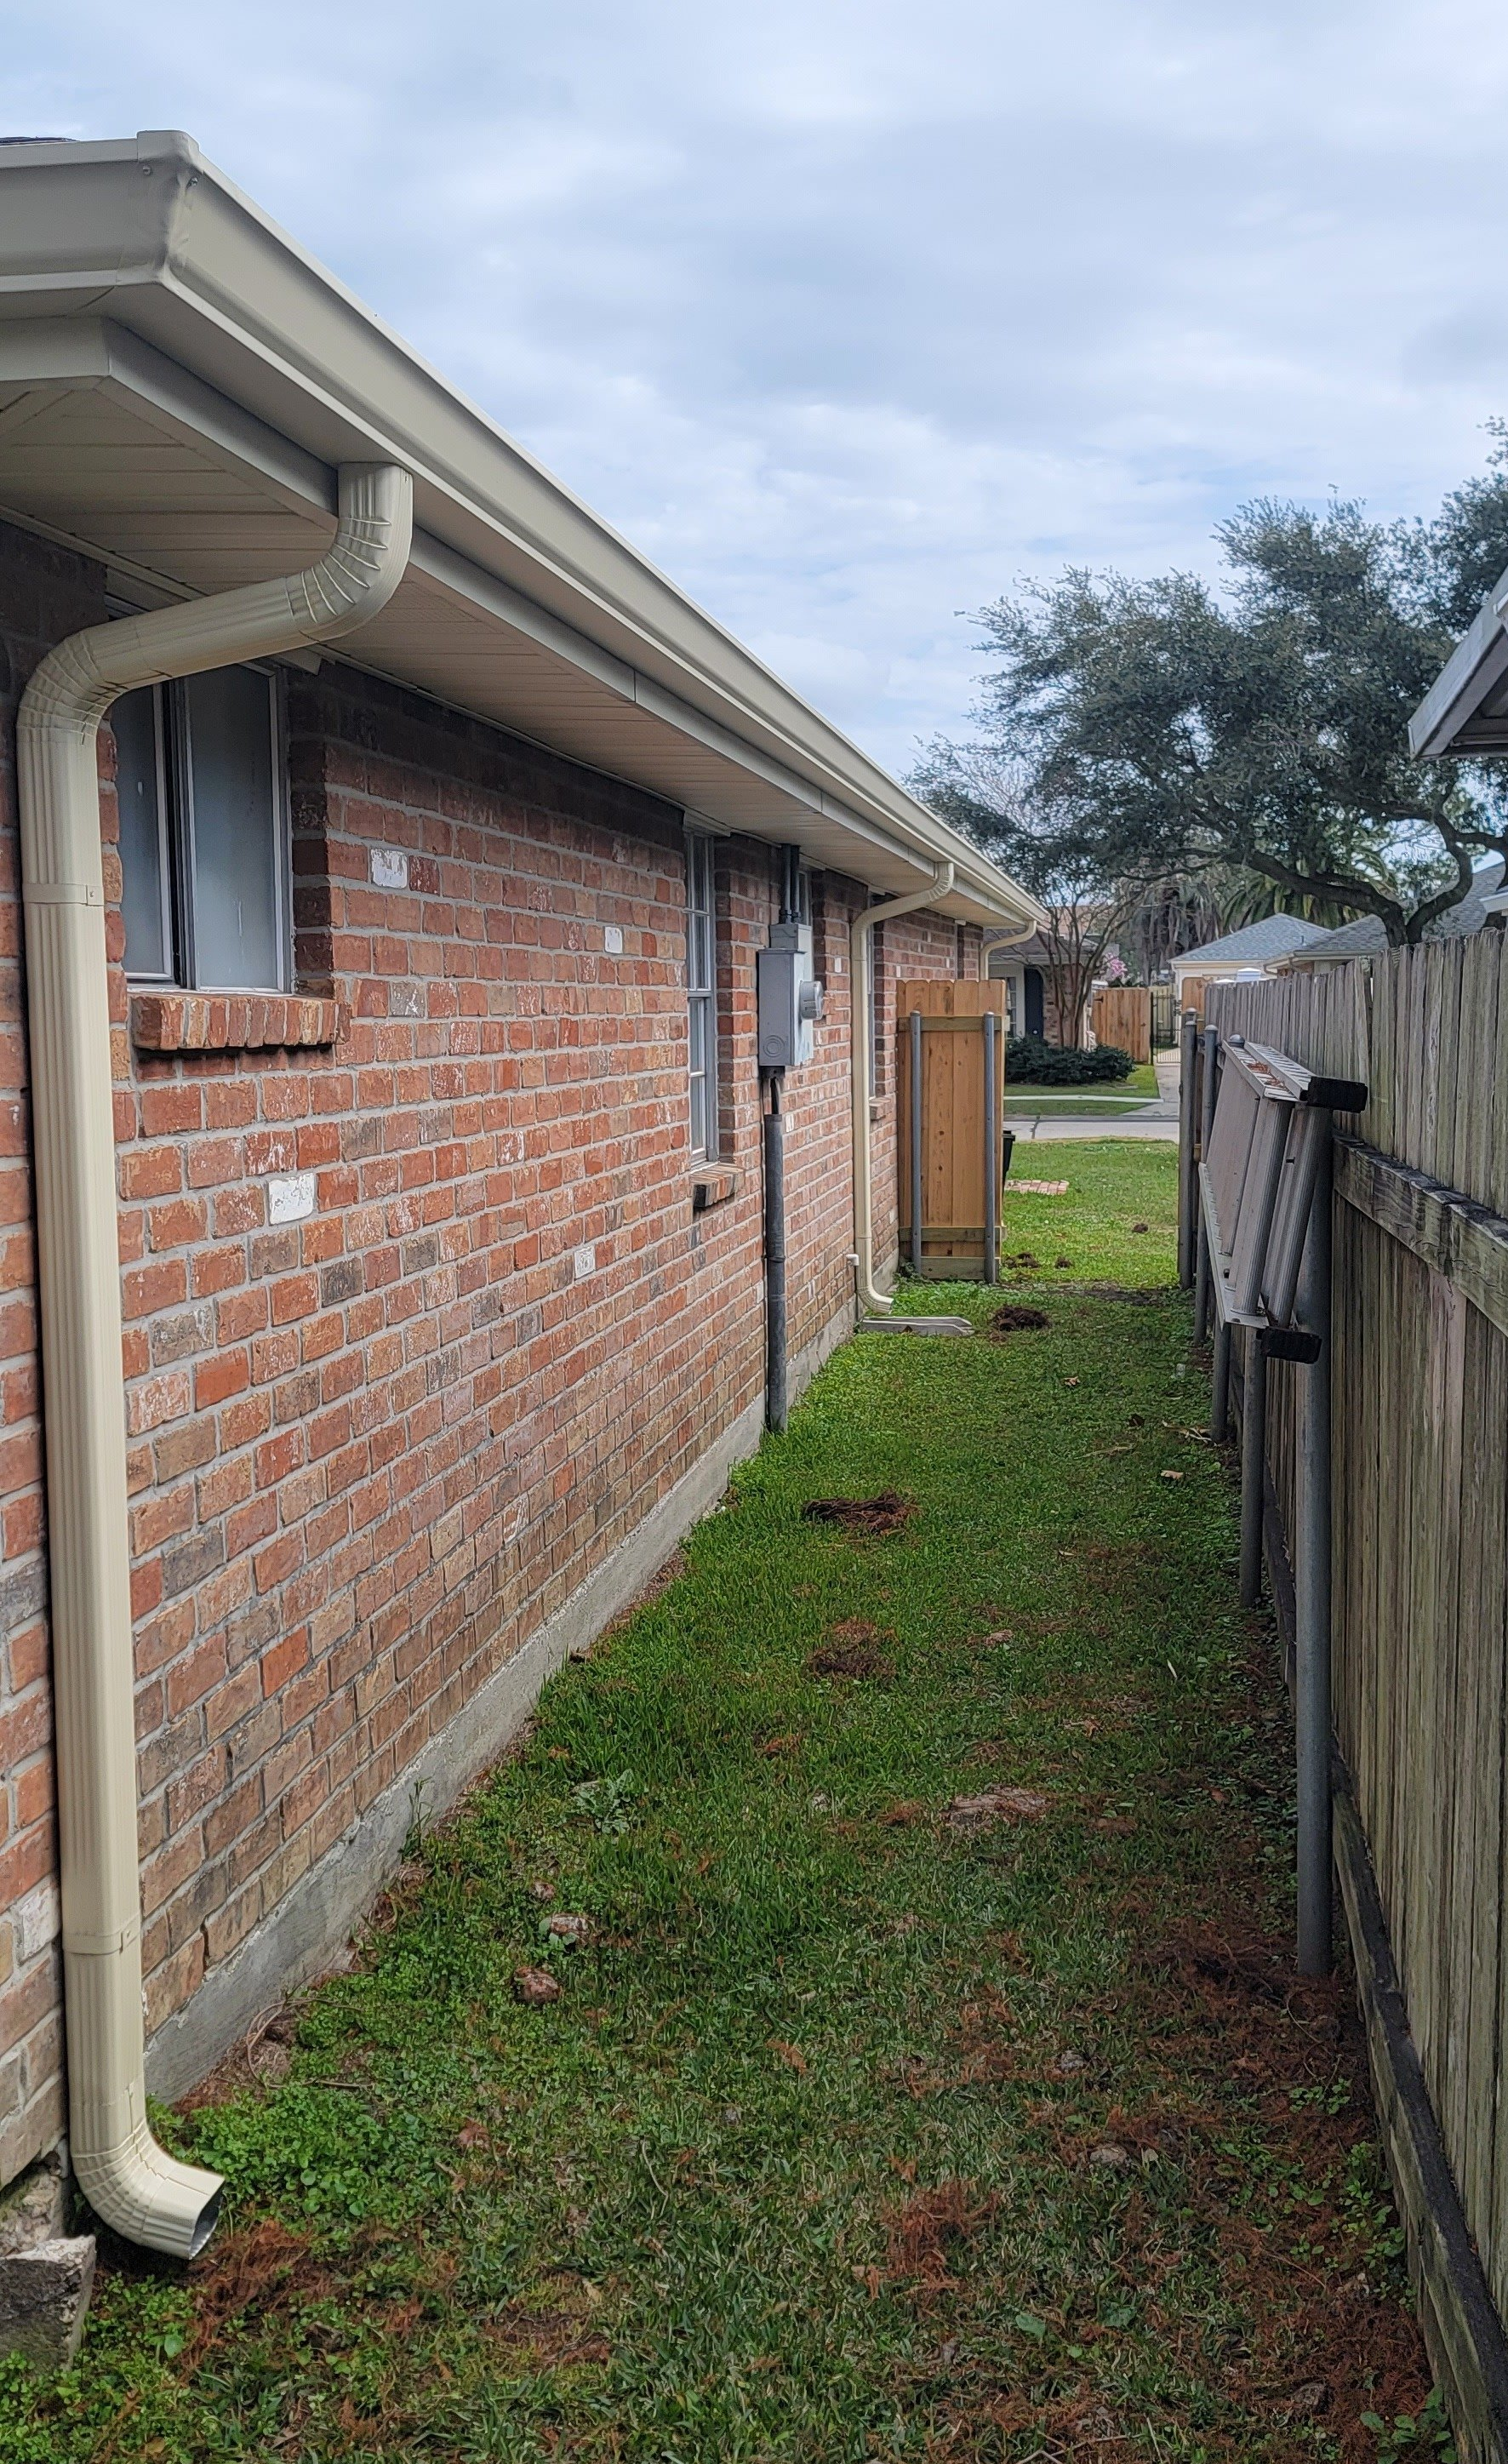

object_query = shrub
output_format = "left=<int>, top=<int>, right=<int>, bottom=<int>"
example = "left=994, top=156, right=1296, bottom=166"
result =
left=1005, top=1034, right=1134, bottom=1085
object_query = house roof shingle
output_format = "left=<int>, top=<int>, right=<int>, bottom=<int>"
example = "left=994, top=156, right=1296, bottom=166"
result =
left=1287, top=858, right=1506, bottom=964
left=1173, top=915, right=1332, bottom=970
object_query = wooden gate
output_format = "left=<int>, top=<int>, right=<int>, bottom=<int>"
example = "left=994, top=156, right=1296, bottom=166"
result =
left=1091, top=985, right=1152, bottom=1062
left=896, top=980, right=1008, bottom=1280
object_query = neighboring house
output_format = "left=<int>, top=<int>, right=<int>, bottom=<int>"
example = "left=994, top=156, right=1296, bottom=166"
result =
left=0, top=131, right=1038, bottom=2246
left=1171, top=914, right=1330, bottom=1008
left=982, top=930, right=1087, bottom=1043
left=1275, top=858, right=1506, bottom=969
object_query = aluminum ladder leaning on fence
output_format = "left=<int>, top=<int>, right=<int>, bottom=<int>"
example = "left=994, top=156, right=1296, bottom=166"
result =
left=1179, top=1020, right=1369, bottom=1978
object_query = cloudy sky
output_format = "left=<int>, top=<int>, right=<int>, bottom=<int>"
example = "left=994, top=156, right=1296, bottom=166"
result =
left=7, top=0, right=1508, bottom=775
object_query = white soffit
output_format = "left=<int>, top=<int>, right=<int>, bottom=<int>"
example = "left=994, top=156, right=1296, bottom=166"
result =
left=0, top=134, right=1043, bottom=929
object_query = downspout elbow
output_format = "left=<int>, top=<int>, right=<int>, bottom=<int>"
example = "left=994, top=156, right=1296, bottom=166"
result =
left=850, top=860, right=955, bottom=1316
left=18, top=466, right=412, bottom=2259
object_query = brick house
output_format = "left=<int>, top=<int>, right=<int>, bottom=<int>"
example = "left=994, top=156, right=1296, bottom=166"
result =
left=0, top=133, right=1036, bottom=2255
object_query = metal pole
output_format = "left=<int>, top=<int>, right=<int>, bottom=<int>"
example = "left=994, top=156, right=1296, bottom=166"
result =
left=1210, top=1318, right=1231, bottom=1444
left=1192, top=1206, right=1210, bottom=1345
left=1239, top=1329, right=1267, bottom=1609
left=1295, top=1129, right=1334, bottom=1975
left=763, top=1078, right=787, bottom=1433
left=1193, top=1026, right=1219, bottom=1342
left=910, top=1009, right=923, bottom=1280
left=983, top=1008, right=998, bottom=1285
left=1177, top=1010, right=1198, bottom=1288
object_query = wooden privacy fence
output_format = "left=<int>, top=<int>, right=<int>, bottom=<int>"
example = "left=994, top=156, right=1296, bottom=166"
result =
left=1090, top=984, right=1151, bottom=1061
left=896, top=980, right=1007, bottom=1281
left=1201, top=938, right=1508, bottom=2457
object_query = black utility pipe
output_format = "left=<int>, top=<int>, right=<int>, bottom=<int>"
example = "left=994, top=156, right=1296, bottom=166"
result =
left=764, top=1074, right=787, bottom=1432
left=780, top=843, right=802, bottom=924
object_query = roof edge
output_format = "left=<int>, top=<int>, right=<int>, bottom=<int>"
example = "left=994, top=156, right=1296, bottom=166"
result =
left=0, top=133, right=1042, bottom=930
left=1409, top=569, right=1508, bottom=758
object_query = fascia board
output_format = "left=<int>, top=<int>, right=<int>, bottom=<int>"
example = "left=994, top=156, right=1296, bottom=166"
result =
left=1408, top=580, right=1508, bottom=757
left=0, top=134, right=1042, bottom=929
left=0, top=140, right=927, bottom=811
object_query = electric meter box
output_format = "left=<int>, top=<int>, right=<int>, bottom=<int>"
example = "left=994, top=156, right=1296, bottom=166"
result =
left=757, top=923, right=825, bottom=1069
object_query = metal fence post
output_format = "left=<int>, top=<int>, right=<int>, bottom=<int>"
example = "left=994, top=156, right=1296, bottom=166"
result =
left=1295, top=1130, right=1334, bottom=1975
left=1177, top=1010, right=1198, bottom=1288
left=1239, top=1329, right=1268, bottom=1609
left=983, top=1008, right=998, bottom=1285
left=1210, top=1318, right=1232, bottom=1444
left=909, top=1009, right=923, bottom=1279
left=1193, top=1026, right=1220, bottom=1343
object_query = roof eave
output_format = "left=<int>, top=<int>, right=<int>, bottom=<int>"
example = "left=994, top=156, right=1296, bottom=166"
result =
left=0, top=131, right=1042, bottom=932
left=1408, top=573, right=1508, bottom=758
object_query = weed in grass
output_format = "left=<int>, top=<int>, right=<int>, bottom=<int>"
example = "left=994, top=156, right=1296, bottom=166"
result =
left=570, top=1770, right=637, bottom=1833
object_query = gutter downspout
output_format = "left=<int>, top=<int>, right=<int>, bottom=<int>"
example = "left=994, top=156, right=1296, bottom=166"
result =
left=17, top=463, right=414, bottom=2259
left=849, top=861, right=954, bottom=1315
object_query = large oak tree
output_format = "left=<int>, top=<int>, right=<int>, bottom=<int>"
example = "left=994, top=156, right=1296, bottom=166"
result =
left=919, top=443, right=1508, bottom=946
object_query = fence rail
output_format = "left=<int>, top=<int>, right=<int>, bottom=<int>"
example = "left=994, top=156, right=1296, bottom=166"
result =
left=1206, top=935, right=1508, bottom=2456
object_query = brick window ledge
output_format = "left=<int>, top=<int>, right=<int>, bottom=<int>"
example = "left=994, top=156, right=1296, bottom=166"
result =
left=130, top=991, right=344, bottom=1055
left=692, top=1168, right=740, bottom=1214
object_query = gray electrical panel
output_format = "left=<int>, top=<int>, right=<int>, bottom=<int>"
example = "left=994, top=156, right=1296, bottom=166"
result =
left=757, top=922, right=825, bottom=1069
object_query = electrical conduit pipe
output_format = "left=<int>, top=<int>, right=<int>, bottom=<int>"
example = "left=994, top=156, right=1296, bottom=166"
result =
left=17, top=463, right=414, bottom=2257
left=849, top=862, right=954, bottom=1314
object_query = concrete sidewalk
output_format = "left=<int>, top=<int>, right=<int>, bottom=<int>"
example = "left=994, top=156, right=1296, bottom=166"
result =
left=1006, top=1046, right=1182, bottom=1141
left=1005, top=1115, right=1179, bottom=1141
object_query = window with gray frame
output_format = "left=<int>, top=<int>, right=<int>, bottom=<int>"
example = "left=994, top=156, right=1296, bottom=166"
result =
left=686, top=830, right=718, bottom=1158
left=111, top=664, right=290, bottom=992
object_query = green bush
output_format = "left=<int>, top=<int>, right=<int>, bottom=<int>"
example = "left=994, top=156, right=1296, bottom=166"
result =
left=1005, top=1034, right=1134, bottom=1084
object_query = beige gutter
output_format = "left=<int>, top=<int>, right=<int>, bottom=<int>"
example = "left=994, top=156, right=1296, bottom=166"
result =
left=17, top=462, right=412, bottom=2258
left=850, top=865, right=955, bottom=1316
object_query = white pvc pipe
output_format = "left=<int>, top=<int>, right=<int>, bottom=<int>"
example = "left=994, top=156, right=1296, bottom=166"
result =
left=17, top=464, right=413, bottom=2257
left=849, top=862, right=955, bottom=1314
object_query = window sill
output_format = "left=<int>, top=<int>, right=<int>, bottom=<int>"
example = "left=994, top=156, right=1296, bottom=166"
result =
left=691, top=1167, right=740, bottom=1214
left=130, top=990, right=343, bottom=1055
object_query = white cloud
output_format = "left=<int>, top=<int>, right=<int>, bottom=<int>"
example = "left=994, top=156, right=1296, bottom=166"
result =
left=5, top=0, right=1508, bottom=773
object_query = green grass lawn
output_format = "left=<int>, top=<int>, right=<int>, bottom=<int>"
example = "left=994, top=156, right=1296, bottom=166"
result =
left=1006, top=1064, right=1162, bottom=1116
left=2, top=1145, right=1442, bottom=2463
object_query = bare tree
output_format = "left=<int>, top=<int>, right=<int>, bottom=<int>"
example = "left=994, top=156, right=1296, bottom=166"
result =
left=911, top=745, right=1136, bottom=1048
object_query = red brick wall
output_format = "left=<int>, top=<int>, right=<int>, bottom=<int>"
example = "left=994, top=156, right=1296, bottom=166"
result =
left=0, top=524, right=110, bottom=2181
left=0, top=523, right=965, bottom=2183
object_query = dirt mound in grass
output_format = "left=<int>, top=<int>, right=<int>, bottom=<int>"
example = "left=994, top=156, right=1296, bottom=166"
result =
left=802, top=1490, right=913, bottom=1535
left=990, top=1303, right=1050, bottom=1335
left=808, top=1621, right=895, bottom=1681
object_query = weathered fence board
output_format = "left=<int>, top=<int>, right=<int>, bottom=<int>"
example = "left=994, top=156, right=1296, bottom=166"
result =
left=1208, top=930, right=1508, bottom=2450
